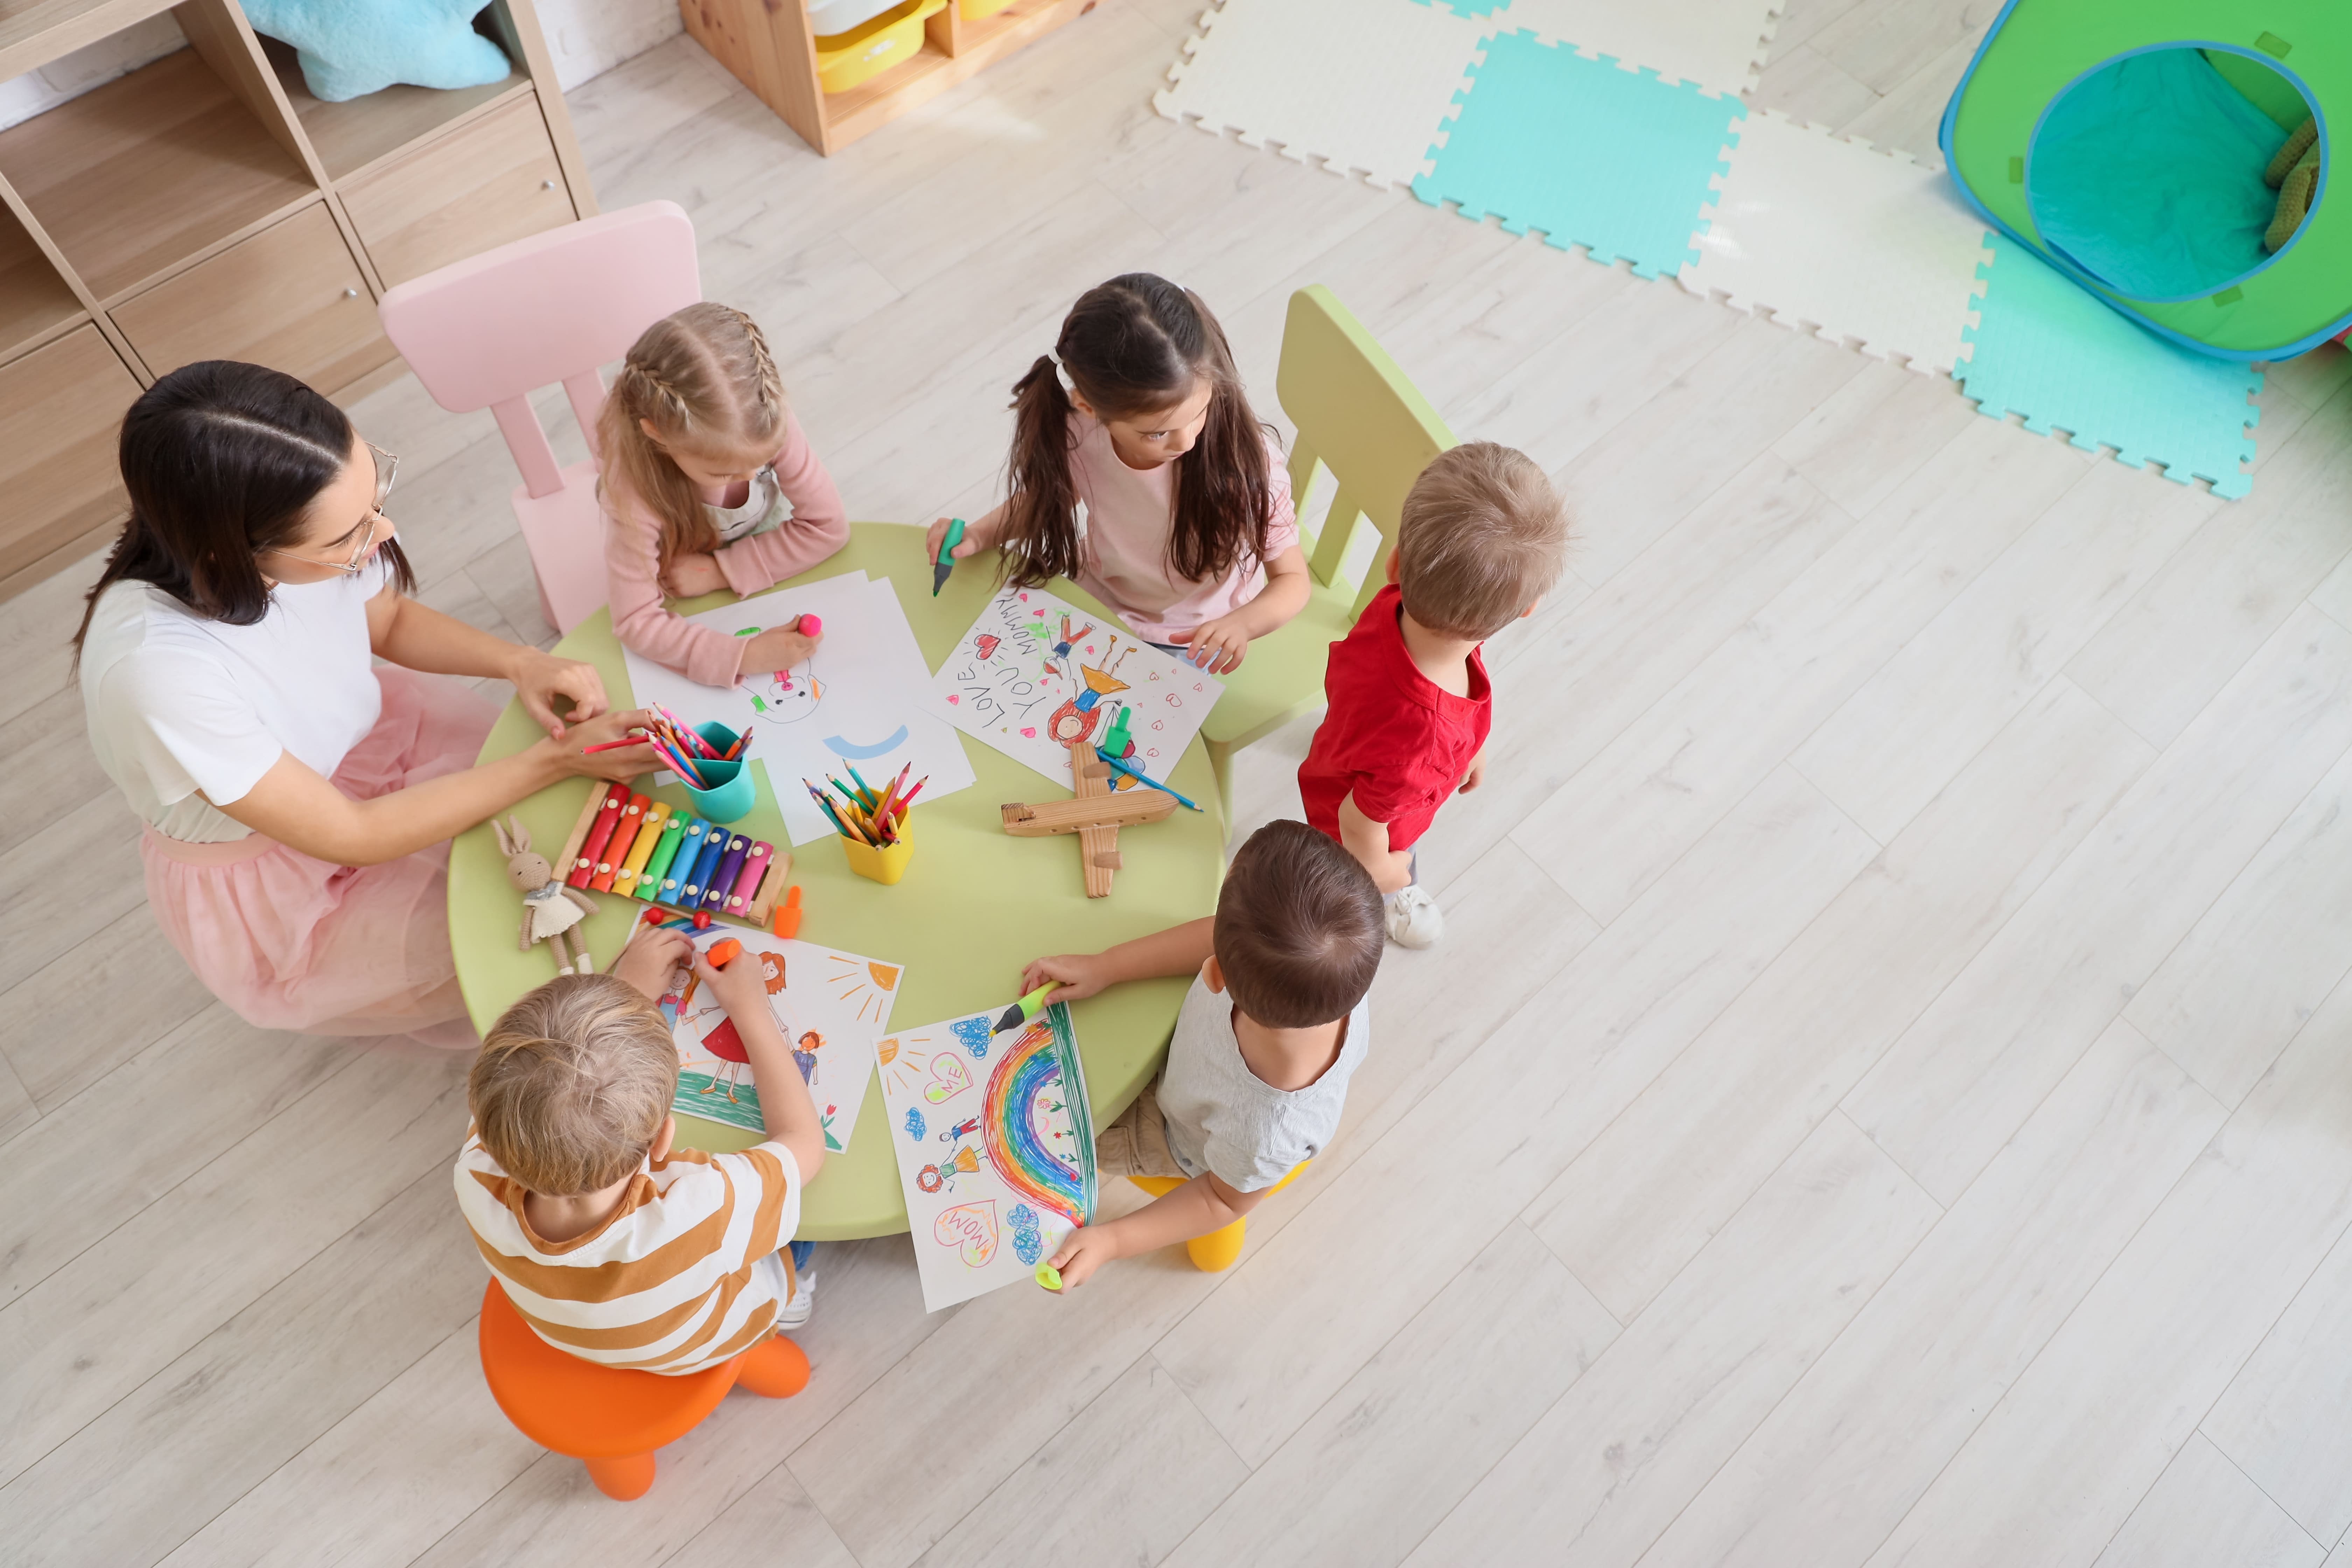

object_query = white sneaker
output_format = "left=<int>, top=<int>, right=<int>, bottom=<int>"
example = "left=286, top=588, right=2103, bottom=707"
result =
left=1386, top=884, right=1444, bottom=948
left=774, top=1267, right=816, bottom=1331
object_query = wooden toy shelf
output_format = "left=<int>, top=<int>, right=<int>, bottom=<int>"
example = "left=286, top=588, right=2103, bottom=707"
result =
left=0, top=0, right=596, bottom=604
left=684, top=0, right=1104, bottom=157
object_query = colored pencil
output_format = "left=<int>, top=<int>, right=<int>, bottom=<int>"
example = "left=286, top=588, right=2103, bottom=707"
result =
left=579, top=735, right=649, bottom=755
left=846, top=763, right=876, bottom=806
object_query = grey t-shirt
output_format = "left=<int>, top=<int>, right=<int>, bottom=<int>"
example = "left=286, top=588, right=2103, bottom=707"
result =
left=1156, top=973, right=1370, bottom=1192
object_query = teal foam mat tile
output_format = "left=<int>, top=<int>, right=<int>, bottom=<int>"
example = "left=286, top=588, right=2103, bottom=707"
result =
left=1960, top=233, right=2261, bottom=498
left=1409, top=30, right=1743, bottom=279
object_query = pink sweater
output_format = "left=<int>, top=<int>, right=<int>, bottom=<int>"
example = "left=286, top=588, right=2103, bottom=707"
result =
left=604, top=412, right=851, bottom=687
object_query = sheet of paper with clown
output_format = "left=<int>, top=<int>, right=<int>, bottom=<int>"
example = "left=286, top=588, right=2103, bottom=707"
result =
left=873, top=1001, right=1097, bottom=1311
left=930, top=583, right=1224, bottom=790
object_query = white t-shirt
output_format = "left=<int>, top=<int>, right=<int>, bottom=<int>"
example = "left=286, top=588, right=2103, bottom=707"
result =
left=79, top=558, right=391, bottom=843
left=1154, top=972, right=1370, bottom=1193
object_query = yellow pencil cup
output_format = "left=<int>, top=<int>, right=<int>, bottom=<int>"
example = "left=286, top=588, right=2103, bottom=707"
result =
left=841, top=817, right=913, bottom=885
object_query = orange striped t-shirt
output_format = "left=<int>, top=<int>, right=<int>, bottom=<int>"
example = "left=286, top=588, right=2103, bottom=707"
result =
left=454, top=1133, right=802, bottom=1376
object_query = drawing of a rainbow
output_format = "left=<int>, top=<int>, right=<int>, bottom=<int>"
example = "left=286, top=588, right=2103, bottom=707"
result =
left=980, top=1004, right=1096, bottom=1230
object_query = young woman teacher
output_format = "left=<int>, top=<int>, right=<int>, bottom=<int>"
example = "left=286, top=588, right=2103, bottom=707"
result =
left=74, top=361, right=657, bottom=1049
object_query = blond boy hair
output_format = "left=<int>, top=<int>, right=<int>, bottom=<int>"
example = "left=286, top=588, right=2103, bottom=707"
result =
left=1394, top=442, right=1571, bottom=639
left=469, top=973, right=679, bottom=1196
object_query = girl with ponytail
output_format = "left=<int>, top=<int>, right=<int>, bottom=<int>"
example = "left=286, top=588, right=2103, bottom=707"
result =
left=601, top=302, right=850, bottom=687
left=927, top=274, right=1306, bottom=673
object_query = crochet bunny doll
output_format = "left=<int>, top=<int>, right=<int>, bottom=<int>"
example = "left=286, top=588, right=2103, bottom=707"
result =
left=494, top=816, right=597, bottom=975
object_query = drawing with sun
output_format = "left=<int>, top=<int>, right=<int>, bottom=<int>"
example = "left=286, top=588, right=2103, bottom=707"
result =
left=664, top=926, right=903, bottom=1152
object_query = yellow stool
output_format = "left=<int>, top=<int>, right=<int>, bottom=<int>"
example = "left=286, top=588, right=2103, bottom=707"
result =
left=1130, top=1162, right=1307, bottom=1272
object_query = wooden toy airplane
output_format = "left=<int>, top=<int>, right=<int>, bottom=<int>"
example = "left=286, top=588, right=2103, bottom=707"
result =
left=1000, top=741, right=1176, bottom=897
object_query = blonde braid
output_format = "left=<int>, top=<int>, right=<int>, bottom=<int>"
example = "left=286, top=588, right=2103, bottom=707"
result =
left=728, top=305, right=787, bottom=436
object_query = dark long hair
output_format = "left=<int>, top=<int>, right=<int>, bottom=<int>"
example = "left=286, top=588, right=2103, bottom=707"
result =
left=70, top=360, right=415, bottom=660
left=1001, top=274, right=1274, bottom=590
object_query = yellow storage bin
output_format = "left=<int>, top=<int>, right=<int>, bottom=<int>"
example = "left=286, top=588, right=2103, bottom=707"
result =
left=815, top=0, right=947, bottom=94
left=959, top=0, right=1019, bottom=19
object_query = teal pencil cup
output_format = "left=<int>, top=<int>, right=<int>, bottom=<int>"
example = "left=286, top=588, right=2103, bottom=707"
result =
left=683, top=722, right=756, bottom=824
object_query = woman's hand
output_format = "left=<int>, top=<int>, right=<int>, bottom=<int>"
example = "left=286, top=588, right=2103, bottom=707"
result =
left=1169, top=612, right=1249, bottom=676
left=662, top=551, right=728, bottom=599
left=1018, top=951, right=1114, bottom=1003
left=535, top=709, right=660, bottom=784
left=508, top=648, right=610, bottom=738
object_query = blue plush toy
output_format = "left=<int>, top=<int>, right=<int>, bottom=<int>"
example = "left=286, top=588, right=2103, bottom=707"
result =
left=241, top=0, right=512, bottom=103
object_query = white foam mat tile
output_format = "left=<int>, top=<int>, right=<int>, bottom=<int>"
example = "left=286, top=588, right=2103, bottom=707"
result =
left=1483, top=0, right=1785, bottom=94
left=1678, top=109, right=1992, bottom=375
left=1155, top=0, right=1491, bottom=190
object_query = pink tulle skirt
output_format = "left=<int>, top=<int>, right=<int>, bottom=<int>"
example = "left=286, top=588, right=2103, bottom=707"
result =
left=141, top=667, right=500, bottom=1051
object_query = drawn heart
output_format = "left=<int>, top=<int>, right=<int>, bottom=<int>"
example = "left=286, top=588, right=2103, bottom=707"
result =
left=1152, top=719, right=1166, bottom=730
left=934, top=1202, right=998, bottom=1267
left=1193, top=683, right=1204, bottom=693
left=924, top=1053, right=971, bottom=1102
left=1147, top=747, right=1160, bottom=758
left=946, top=694, right=959, bottom=705
left=1020, top=727, right=1036, bottom=738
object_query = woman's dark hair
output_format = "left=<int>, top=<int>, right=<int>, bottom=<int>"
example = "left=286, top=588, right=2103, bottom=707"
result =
left=1000, top=273, right=1274, bottom=590
left=70, top=360, right=414, bottom=659
left=1213, top=820, right=1385, bottom=1029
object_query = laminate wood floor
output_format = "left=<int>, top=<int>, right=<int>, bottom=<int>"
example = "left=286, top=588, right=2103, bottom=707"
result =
left=8, top=2, right=2352, bottom=1562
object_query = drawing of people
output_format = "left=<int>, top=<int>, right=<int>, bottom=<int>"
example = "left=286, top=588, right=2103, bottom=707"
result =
left=1046, top=642, right=1134, bottom=747
left=941, top=1116, right=979, bottom=1143
left=694, top=1015, right=753, bottom=1102
left=793, top=1029, right=824, bottom=1085
left=916, top=1143, right=981, bottom=1194
left=1040, top=614, right=1095, bottom=678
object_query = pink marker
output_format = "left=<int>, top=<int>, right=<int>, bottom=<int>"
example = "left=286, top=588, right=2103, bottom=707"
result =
left=798, top=614, right=821, bottom=636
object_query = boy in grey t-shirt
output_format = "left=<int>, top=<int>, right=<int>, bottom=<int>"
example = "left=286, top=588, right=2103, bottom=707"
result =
left=1020, top=821, right=1385, bottom=1285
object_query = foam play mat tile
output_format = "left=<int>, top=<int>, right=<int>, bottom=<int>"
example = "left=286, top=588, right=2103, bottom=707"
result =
left=1412, top=29, right=1744, bottom=278
left=1680, top=110, right=1990, bottom=374
left=1960, top=233, right=2262, bottom=497
left=1155, top=0, right=1492, bottom=190
left=1426, top=0, right=1786, bottom=94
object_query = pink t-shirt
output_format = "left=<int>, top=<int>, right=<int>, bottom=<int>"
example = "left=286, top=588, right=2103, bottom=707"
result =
left=604, top=411, right=850, bottom=688
left=1063, top=411, right=1297, bottom=643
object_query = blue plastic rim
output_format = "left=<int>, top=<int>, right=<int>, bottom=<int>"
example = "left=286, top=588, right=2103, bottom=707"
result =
left=2023, top=42, right=2325, bottom=303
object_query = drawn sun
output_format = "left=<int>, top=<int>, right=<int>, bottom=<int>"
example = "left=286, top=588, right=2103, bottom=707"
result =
left=827, top=954, right=902, bottom=1025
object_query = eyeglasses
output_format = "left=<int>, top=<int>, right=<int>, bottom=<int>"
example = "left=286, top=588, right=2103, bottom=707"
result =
left=263, top=442, right=398, bottom=576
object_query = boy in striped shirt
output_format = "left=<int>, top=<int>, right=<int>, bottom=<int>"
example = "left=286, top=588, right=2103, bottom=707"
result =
left=454, top=929, right=824, bottom=1373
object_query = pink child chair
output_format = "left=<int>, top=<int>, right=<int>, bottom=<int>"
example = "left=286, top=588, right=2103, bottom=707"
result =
left=378, top=201, right=702, bottom=635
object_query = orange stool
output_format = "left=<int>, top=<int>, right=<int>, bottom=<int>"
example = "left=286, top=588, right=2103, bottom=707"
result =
left=476, top=1278, right=808, bottom=1500
left=1130, top=1161, right=1307, bottom=1272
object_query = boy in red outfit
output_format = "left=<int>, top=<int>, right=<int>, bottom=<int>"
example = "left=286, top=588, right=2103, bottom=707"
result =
left=1297, top=442, right=1570, bottom=947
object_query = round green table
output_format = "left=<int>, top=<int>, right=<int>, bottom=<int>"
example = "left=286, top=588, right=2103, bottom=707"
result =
left=448, top=525, right=1225, bottom=1238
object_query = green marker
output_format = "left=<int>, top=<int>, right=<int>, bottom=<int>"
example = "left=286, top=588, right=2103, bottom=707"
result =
left=992, top=981, right=1061, bottom=1035
left=933, top=517, right=967, bottom=596
left=1102, top=705, right=1133, bottom=758
left=1035, top=1261, right=1063, bottom=1292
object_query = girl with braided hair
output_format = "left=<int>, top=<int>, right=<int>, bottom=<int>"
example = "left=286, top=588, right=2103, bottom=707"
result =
left=601, top=303, right=851, bottom=687
left=925, top=274, right=1307, bottom=675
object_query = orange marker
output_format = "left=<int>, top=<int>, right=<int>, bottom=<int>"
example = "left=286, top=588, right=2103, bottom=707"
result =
left=771, top=884, right=803, bottom=939
left=706, top=937, right=743, bottom=968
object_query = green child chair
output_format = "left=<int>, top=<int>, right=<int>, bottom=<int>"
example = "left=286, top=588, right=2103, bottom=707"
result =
left=1201, top=286, right=1456, bottom=826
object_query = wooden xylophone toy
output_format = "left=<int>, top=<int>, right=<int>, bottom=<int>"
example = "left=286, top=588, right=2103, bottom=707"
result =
left=555, top=782, right=798, bottom=934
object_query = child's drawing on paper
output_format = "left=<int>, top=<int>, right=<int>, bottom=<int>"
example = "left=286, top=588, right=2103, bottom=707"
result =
left=622, top=571, right=976, bottom=845
left=933, top=585, right=1225, bottom=790
left=875, top=1002, right=1097, bottom=1310
left=663, top=926, right=899, bottom=1150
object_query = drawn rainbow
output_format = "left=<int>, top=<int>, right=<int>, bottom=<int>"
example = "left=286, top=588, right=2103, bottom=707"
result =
left=980, top=1005, right=1095, bottom=1230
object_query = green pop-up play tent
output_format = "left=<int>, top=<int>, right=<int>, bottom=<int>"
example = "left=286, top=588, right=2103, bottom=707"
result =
left=1942, top=0, right=2352, bottom=359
